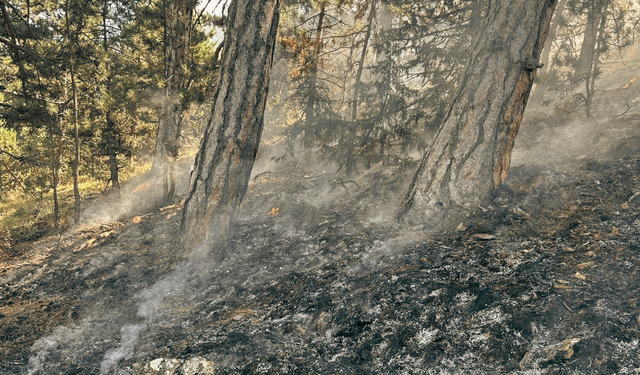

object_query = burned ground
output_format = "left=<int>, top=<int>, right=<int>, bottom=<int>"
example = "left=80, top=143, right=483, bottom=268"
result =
left=1, top=143, right=639, bottom=374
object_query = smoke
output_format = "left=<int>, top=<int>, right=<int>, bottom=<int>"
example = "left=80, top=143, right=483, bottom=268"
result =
left=99, top=324, right=146, bottom=374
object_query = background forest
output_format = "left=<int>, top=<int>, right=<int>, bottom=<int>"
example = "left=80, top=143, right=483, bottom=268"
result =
left=1, top=0, right=640, bottom=245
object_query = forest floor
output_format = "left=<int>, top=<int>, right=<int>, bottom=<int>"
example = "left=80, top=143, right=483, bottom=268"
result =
left=2, top=65, right=640, bottom=374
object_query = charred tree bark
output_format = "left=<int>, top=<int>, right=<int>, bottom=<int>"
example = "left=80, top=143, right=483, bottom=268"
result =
left=179, top=0, right=281, bottom=255
left=153, top=0, right=196, bottom=204
left=351, top=0, right=377, bottom=122
left=400, top=0, right=558, bottom=224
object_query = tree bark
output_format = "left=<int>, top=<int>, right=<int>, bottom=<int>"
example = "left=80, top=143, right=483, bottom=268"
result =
left=351, top=0, right=377, bottom=122
left=304, top=2, right=325, bottom=138
left=584, top=7, right=608, bottom=117
left=153, top=0, right=196, bottom=204
left=400, top=0, right=558, bottom=224
left=531, top=0, right=566, bottom=102
left=66, top=0, right=81, bottom=224
left=49, top=119, right=60, bottom=228
left=103, top=0, right=120, bottom=190
left=179, top=0, right=281, bottom=256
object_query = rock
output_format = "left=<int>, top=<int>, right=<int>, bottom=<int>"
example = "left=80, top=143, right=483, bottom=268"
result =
left=180, top=356, right=215, bottom=375
left=140, top=358, right=181, bottom=375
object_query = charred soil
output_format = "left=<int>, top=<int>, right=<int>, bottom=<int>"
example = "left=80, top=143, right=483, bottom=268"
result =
left=1, top=144, right=639, bottom=374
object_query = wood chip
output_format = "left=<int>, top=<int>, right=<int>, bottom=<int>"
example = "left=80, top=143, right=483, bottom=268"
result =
left=622, top=202, right=630, bottom=210
left=554, top=284, right=571, bottom=289
left=455, top=223, right=467, bottom=232
left=557, top=279, right=570, bottom=284
left=563, top=246, right=576, bottom=252
left=577, top=262, right=594, bottom=270
left=472, top=233, right=495, bottom=240
left=267, top=207, right=280, bottom=216
left=574, top=272, right=586, bottom=280
left=131, top=216, right=142, bottom=224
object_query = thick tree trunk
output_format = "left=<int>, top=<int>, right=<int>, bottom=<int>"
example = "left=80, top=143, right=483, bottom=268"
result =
left=153, top=0, right=196, bottom=204
left=179, top=0, right=281, bottom=255
left=400, top=0, right=558, bottom=224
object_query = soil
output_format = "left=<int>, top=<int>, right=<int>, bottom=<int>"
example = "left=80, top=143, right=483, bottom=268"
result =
left=1, top=62, right=640, bottom=375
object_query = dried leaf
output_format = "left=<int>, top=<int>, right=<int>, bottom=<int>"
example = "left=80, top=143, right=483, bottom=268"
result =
left=620, top=76, right=637, bottom=89
left=611, top=227, right=621, bottom=236
left=455, top=223, right=467, bottom=232
left=563, top=246, right=576, bottom=252
left=472, top=233, right=495, bottom=240
left=267, top=208, right=280, bottom=216
left=554, top=284, right=571, bottom=289
left=574, top=272, right=586, bottom=280
left=557, top=279, right=570, bottom=284
left=577, top=262, right=594, bottom=270
left=621, top=202, right=630, bottom=210
left=131, top=216, right=142, bottom=224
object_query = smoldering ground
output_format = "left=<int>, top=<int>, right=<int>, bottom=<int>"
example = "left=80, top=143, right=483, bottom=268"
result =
left=3, top=52, right=640, bottom=375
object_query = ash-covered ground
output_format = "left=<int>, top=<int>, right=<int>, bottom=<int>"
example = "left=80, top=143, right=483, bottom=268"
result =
left=2, top=63, right=640, bottom=374
left=1, top=144, right=640, bottom=374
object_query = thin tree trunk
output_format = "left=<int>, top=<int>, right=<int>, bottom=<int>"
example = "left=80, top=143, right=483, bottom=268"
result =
left=49, top=119, right=60, bottom=228
left=400, top=0, right=558, bottom=224
left=103, top=0, right=119, bottom=190
left=532, top=0, right=566, bottom=102
left=304, top=2, right=325, bottom=139
left=180, top=0, right=281, bottom=256
left=66, top=0, right=81, bottom=224
left=585, top=8, right=608, bottom=117
left=351, top=0, right=377, bottom=122
left=153, top=0, right=196, bottom=204
left=106, top=111, right=120, bottom=189
left=71, top=59, right=80, bottom=224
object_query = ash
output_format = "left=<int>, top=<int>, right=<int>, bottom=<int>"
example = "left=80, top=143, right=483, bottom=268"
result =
left=1, top=153, right=640, bottom=374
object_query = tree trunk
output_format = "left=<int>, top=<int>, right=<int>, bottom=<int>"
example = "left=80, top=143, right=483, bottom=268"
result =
left=71, top=59, right=81, bottom=224
left=351, top=0, right=377, bottom=122
left=400, top=0, right=558, bottom=224
left=66, top=0, right=81, bottom=224
left=103, top=0, right=120, bottom=190
left=49, top=119, right=60, bottom=228
left=584, top=8, right=608, bottom=117
left=106, top=111, right=120, bottom=189
left=153, top=0, right=196, bottom=204
left=576, top=0, right=605, bottom=79
left=531, top=0, right=566, bottom=102
left=304, top=2, right=325, bottom=140
left=179, top=0, right=281, bottom=256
